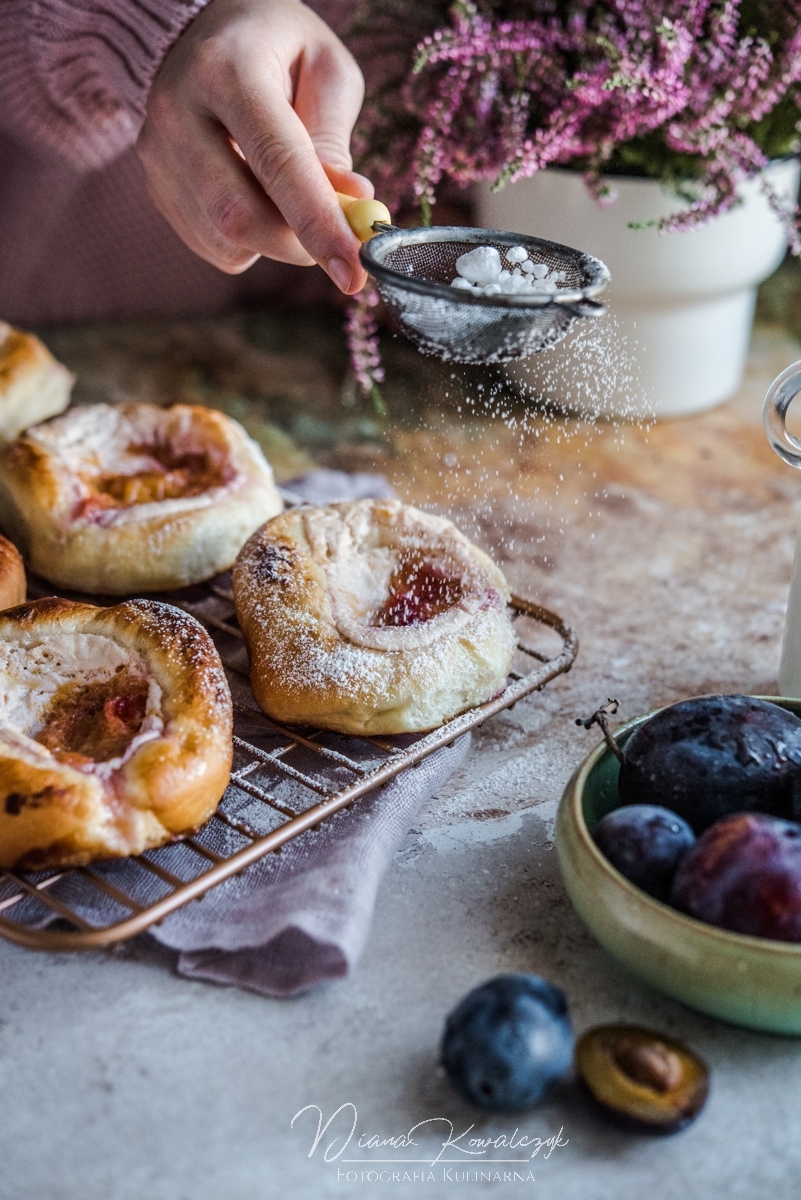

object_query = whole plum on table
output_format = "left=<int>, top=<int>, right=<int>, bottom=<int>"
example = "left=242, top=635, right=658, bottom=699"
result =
left=440, top=974, right=573, bottom=1112
left=671, top=812, right=801, bottom=941
left=618, top=696, right=801, bottom=833
left=593, top=805, right=695, bottom=901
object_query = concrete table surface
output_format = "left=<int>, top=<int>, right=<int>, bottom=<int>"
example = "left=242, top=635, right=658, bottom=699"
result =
left=5, top=278, right=801, bottom=1200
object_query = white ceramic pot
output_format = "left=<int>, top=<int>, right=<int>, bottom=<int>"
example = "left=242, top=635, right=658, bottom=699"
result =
left=476, top=160, right=800, bottom=417
left=763, top=360, right=801, bottom=696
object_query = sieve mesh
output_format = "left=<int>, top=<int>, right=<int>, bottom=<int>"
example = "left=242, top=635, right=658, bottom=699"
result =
left=360, top=226, right=610, bottom=363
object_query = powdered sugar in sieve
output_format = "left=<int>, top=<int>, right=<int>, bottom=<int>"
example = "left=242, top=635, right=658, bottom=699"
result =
left=360, top=225, right=610, bottom=364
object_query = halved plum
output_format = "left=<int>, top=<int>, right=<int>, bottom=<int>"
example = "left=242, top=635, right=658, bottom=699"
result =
left=576, top=1025, right=709, bottom=1132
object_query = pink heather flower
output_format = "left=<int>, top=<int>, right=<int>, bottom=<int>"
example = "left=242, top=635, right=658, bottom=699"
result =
left=354, top=0, right=801, bottom=229
left=343, top=0, right=801, bottom=395
left=345, top=281, right=386, bottom=408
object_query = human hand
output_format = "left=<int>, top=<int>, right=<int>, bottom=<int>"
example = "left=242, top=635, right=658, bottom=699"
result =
left=137, top=0, right=370, bottom=293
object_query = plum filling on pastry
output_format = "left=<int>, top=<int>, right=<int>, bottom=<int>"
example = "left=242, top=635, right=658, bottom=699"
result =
left=75, top=442, right=233, bottom=518
left=34, top=668, right=151, bottom=767
left=372, top=558, right=464, bottom=627
left=293, top=501, right=512, bottom=658
left=0, top=600, right=233, bottom=870
left=234, top=499, right=518, bottom=736
left=0, top=631, right=164, bottom=775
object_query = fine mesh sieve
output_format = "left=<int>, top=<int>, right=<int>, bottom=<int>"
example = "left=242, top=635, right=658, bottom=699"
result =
left=359, top=225, right=610, bottom=364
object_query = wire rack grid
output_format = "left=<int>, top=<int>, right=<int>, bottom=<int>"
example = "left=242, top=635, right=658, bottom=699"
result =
left=0, top=574, right=577, bottom=951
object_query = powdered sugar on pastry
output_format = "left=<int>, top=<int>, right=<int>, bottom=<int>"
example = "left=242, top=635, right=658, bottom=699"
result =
left=233, top=500, right=517, bottom=736
left=302, top=502, right=504, bottom=650
left=32, top=403, right=237, bottom=527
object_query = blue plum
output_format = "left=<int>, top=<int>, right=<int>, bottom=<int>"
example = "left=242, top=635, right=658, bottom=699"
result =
left=593, top=804, right=695, bottom=901
left=440, top=974, right=573, bottom=1112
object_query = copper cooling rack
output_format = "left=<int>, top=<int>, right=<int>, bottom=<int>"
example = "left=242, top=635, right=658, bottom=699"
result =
left=0, top=577, right=577, bottom=951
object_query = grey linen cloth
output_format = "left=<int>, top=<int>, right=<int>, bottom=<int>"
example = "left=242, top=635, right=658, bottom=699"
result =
left=17, top=470, right=469, bottom=997
left=278, top=468, right=398, bottom=507
left=154, top=736, right=470, bottom=997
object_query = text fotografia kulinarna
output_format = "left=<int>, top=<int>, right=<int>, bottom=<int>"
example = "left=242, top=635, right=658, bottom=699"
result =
left=337, top=1167, right=541, bottom=1183
left=292, top=1104, right=568, bottom=1168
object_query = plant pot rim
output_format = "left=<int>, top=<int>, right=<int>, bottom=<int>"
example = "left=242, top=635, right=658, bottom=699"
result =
left=523, top=156, right=799, bottom=190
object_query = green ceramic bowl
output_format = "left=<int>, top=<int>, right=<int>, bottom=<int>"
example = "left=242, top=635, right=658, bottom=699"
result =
left=556, top=697, right=801, bottom=1035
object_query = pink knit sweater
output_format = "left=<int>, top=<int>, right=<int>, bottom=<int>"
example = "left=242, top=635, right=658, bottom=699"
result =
left=0, top=0, right=337, bottom=325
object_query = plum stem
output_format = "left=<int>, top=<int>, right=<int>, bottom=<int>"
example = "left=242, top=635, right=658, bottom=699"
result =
left=576, top=699, right=624, bottom=763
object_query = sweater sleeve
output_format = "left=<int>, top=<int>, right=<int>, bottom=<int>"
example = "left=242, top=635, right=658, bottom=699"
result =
left=0, top=0, right=211, bottom=171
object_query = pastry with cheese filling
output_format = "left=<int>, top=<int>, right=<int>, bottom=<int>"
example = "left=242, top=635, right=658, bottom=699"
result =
left=233, top=499, right=517, bottom=735
left=0, top=323, right=73, bottom=443
left=0, top=403, right=282, bottom=593
left=0, top=535, right=25, bottom=611
left=0, top=596, right=232, bottom=869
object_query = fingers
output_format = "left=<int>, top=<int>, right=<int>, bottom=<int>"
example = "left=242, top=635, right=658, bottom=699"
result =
left=138, top=110, right=315, bottom=274
left=208, top=11, right=370, bottom=294
left=217, top=67, right=368, bottom=293
left=137, top=0, right=372, bottom=292
left=324, top=165, right=374, bottom=202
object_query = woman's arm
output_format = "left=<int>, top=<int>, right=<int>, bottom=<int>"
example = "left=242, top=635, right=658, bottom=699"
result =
left=0, top=0, right=210, bottom=169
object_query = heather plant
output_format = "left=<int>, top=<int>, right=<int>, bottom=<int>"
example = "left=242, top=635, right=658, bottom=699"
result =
left=344, top=0, right=801, bottom=396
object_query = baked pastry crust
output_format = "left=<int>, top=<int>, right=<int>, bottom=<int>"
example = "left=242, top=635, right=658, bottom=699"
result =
left=0, top=535, right=25, bottom=612
left=233, top=499, right=517, bottom=735
left=0, top=596, right=232, bottom=870
left=0, top=403, right=283, bottom=594
left=0, top=323, right=73, bottom=442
